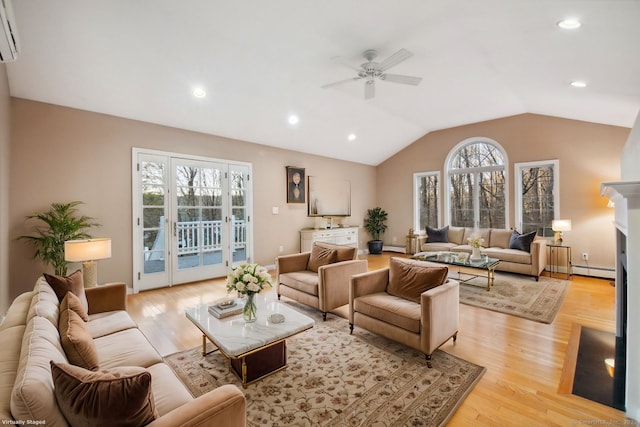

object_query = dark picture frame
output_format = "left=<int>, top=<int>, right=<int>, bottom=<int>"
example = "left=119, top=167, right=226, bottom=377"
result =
left=286, top=166, right=305, bottom=203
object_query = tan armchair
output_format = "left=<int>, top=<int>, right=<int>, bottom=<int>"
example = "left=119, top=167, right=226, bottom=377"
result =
left=276, top=242, right=368, bottom=320
left=349, top=257, right=459, bottom=367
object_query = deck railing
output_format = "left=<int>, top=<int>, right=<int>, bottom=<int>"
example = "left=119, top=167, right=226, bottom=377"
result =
left=176, top=219, right=246, bottom=255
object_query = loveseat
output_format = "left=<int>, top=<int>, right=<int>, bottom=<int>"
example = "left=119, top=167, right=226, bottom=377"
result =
left=418, top=226, right=547, bottom=280
left=0, top=276, right=246, bottom=426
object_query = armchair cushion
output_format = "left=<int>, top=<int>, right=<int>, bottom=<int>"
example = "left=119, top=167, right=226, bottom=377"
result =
left=278, top=271, right=319, bottom=296
left=307, top=244, right=337, bottom=272
left=509, top=230, right=537, bottom=252
left=353, top=292, right=421, bottom=333
left=387, top=258, right=448, bottom=303
left=426, top=225, right=449, bottom=243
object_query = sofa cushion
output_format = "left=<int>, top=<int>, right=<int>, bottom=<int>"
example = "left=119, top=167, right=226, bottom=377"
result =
left=51, top=361, right=157, bottom=427
left=307, top=244, right=337, bottom=273
left=278, top=271, right=319, bottom=296
left=146, top=363, right=193, bottom=417
left=0, top=325, right=26, bottom=422
left=387, top=258, right=448, bottom=303
left=420, top=242, right=457, bottom=252
left=447, top=226, right=466, bottom=245
left=59, top=304, right=99, bottom=371
left=44, top=270, right=89, bottom=315
left=483, top=248, right=532, bottom=264
left=353, top=292, right=421, bottom=333
left=426, top=225, right=448, bottom=243
left=60, top=291, right=89, bottom=322
left=87, top=311, right=138, bottom=339
left=0, top=292, right=33, bottom=331
left=26, top=280, right=60, bottom=327
left=11, top=316, right=68, bottom=425
left=490, top=229, right=513, bottom=249
left=95, top=328, right=163, bottom=369
left=509, top=230, right=537, bottom=252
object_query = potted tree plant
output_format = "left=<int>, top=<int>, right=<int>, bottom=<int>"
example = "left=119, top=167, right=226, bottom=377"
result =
left=364, top=207, right=388, bottom=255
left=19, top=201, right=99, bottom=275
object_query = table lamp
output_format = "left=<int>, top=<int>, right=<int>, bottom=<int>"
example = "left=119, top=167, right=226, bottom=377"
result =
left=64, top=238, right=112, bottom=288
left=551, top=219, right=572, bottom=245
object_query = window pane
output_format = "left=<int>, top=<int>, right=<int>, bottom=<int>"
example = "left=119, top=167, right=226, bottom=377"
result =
left=521, top=165, right=555, bottom=234
left=450, top=173, right=475, bottom=227
left=417, top=174, right=438, bottom=229
left=451, top=142, right=505, bottom=169
left=479, top=170, right=506, bottom=228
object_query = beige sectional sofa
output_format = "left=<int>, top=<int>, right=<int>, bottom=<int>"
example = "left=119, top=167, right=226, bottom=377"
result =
left=0, top=277, right=246, bottom=426
left=418, top=226, right=547, bottom=280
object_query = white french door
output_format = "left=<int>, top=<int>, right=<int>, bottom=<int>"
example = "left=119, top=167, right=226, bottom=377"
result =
left=132, top=149, right=252, bottom=292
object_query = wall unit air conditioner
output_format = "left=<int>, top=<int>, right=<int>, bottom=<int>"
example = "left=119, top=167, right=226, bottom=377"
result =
left=0, top=0, right=19, bottom=63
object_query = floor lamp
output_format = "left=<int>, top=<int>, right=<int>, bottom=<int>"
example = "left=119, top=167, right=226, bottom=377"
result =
left=64, top=238, right=112, bottom=288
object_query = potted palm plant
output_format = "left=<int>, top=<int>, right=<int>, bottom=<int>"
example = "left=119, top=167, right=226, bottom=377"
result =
left=364, top=207, right=388, bottom=255
left=19, top=201, right=99, bottom=275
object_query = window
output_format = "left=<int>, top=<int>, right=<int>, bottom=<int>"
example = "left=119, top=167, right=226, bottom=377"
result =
left=515, top=160, right=558, bottom=235
left=414, top=172, right=440, bottom=231
left=446, top=139, right=507, bottom=229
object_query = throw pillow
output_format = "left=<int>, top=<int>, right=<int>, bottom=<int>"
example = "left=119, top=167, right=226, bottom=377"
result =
left=50, top=361, right=157, bottom=427
left=307, top=244, right=337, bottom=273
left=44, top=269, right=89, bottom=315
left=387, top=258, right=448, bottom=303
left=509, top=230, right=537, bottom=252
left=59, top=305, right=99, bottom=371
left=60, top=291, right=89, bottom=322
left=426, top=225, right=449, bottom=243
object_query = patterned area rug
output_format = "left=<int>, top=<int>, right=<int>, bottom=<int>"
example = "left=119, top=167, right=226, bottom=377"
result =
left=458, top=272, right=569, bottom=323
left=165, top=305, right=485, bottom=426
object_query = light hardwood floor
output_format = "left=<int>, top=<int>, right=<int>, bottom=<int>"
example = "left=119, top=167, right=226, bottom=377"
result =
left=127, top=253, right=633, bottom=426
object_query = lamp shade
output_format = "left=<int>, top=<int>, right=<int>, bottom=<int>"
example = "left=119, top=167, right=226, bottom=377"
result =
left=551, top=219, right=572, bottom=232
left=64, top=238, right=112, bottom=262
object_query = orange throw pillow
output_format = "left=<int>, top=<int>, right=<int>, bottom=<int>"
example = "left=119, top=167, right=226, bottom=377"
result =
left=59, top=305, right=99, bottom=371
left=387, top=257, right=448, bottom=303
left=307, top=244, right=337, bottom=272
left=60, top=291, right=89, bottom=322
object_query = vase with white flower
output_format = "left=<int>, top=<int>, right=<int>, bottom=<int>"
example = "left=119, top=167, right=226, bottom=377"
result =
left=467, top=235, right=484, bottom=261
left=226, top=263, right=273, bottom=323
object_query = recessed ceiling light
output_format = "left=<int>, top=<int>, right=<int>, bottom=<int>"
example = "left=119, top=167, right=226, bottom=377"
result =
left=347, top=133, right=357, bottom=141
left=192, top=87, right=206, bottom=98
left=570, top=80, right=587, bottom=88
left=288, top=114, right=299, bottom=125
left=557, top=18, right=581, bottom=30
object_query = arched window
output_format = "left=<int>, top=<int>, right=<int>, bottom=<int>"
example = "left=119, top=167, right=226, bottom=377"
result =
left=445, top=138, right=508, bottom=228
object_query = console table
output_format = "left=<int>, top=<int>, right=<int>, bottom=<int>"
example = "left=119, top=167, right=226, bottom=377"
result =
left=300, top=227, right=359, bottom=252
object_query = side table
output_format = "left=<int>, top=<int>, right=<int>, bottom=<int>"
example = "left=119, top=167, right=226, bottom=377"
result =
left=547, top=244, right=572, bottom=280
left=405, top=234, right=421, bottom=255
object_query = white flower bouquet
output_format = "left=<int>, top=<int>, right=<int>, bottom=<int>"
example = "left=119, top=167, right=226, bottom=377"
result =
left=467, top=235, right=485, bottom=248
left=226, top=263, right=273, bottom=296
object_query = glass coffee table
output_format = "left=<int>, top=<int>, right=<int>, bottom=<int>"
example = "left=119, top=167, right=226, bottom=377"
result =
left=413, top=252, right=500, bottom=291
left=185, top=300, right=314, bottom=387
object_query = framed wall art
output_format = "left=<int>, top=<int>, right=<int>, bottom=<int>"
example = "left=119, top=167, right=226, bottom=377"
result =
left=286, top=166, right=305, bottom=203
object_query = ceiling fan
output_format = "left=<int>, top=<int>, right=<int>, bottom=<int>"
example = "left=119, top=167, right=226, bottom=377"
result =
left=321, top=48, right=422, bottom=100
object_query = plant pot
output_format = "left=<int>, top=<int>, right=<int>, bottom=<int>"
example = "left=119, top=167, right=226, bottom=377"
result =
left=368, top=240, right=383, bottom=255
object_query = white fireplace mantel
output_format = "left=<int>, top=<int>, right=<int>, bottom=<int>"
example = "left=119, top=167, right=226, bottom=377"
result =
left=601, top=180, right=640, bottom=236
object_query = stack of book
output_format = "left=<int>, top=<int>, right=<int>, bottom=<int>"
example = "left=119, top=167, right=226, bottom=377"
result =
left=208, top=298, right=243, bottom=319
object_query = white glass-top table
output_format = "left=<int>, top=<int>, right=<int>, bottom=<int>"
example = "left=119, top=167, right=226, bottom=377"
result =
left=185, top=299, right=314, bottom=387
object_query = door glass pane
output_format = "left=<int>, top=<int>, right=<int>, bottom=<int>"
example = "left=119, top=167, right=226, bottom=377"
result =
left=141, top=161, right=166, bottom=274
left=450, top=173, right=474, bottom=227
left=521, top=165, right=555, bottom=234
left=231, top=170, right=248, bottom=263
left=479, top=170, right=506, bottom=228
left=175, top=164, right=224, bottom=271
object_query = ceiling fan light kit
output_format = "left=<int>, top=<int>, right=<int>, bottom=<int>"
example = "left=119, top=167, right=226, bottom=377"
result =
left=322, top=48, right=422, bottom=99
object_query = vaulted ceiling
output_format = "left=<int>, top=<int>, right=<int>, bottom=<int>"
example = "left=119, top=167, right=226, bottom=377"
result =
left=6, top=1, right=640, bottom=165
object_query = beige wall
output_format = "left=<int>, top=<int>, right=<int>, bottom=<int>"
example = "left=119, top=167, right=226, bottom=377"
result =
left=377, top=113, right=629, bottom=274
left=0, top=65, right=9, bottom=312
left=8, top=99, right=376, bottom=299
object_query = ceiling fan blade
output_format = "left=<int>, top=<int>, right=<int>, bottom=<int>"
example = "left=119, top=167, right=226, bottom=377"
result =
left=380, top=73, right=422, bottom=85
left=330, top=56, right=362, bottom=72
left=321, top=77, right=361, bottom=89
left=378, top=48, right=413, bottom=72
left=364, top=81, right=375, bottom=100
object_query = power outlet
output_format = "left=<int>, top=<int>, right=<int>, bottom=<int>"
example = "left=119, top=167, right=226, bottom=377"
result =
left=278, top=245, right=284, bottom=253
left=582, top=252, right=589, bottom=261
